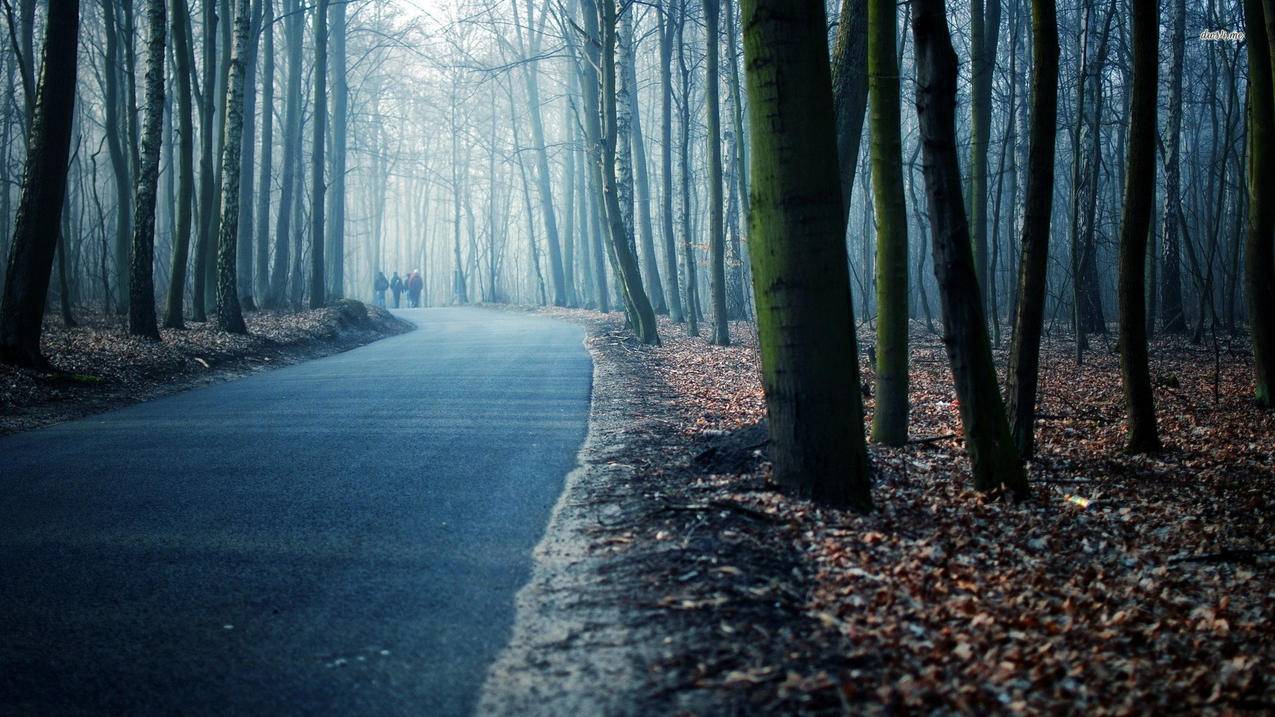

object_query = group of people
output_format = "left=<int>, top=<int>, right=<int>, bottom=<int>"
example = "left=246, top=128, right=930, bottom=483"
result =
left=373, top=270, right=424, bottom=309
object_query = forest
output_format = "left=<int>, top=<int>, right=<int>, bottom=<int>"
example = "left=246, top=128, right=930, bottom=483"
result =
left=0, top=0, right=1272, bottom=713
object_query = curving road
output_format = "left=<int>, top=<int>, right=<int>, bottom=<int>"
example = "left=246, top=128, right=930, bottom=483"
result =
left=0, top=307, right=592, bottom=716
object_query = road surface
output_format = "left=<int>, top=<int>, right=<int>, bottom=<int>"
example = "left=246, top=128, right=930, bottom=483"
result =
left=0, top=307, right=592, bottom=715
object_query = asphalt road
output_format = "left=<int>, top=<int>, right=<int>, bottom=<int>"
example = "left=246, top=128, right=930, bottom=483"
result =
left=0, top=307, right=592, bottom=716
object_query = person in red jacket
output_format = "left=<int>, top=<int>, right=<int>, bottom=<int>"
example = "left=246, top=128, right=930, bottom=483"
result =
left=407, top=271, right=424, bottom=308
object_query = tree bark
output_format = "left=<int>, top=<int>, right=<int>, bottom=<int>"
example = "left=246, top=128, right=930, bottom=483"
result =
left=267, top=0, right=302, bottom=308
left=0, top=0, right=80, bottom=367
left=703, top=0, right=729, bottom=345
left=129, top=0, right=167, bottom=339
left=254, top=0, right=274, bottom=301
left=1160, top=0, right=1186, bottom=334
left=1004, top=0, right=1059, bottom=457
left=658, top=2, right=684, bottom=322
left=911, top=0, right=1027, bottom=494
left=1115, top=0, right=1159, bottom=452
left=308, top=0, right=328, bottom=309
left=215, top=0, right=250, bottom=333
left=830, top=0, right=869, bottom=215
left=1246, top=0, right=1275, bottom=406
left=740, top=0, right=872, bottom=510
left=164, top=0, right=196, bottom=329
left=328, top=0, right=347, bottom=299
left=867, top=0, right=909, bottom=445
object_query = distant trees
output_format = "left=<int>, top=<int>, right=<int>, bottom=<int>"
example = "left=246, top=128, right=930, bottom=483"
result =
left=741, top=0, right=872, bottom=510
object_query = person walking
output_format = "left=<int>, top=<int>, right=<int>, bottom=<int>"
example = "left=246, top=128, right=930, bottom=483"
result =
left=373, top=271, right=389, bottom=308
left=390, top=272, right=404, bottom=309
left=407, top=270, right=424, bottom=308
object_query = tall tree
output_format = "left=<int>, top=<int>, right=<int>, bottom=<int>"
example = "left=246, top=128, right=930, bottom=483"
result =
left=830, top=0, right=869, bottom=214
left=867, top=0, right=909, bottom=445
left=1245, top=0, right=1275, bottom=406
left=703, top=0, right=729, bottom=345
left=740, top=0, right=872, bottom=510
left=1004, top=0, right=1060, bottom=457
left=253, top=0, right=274, bottom=301
left=1116, top=0, right=1160, bottom=452
left=193, top=0, right=219, bottom=320
left=626, top=9, right=666, bottom=315
left=128, top=0, right=168, bottom=339
left=102, top=0, right=134, bottom=315
left=328, top=0, right=348, bottom=299
left=0, top=0, right=81, bottom=367
left=309, top=0, right=329, bottom=309
left=1159, top=0, right=1186, bottom=334
left=583, top=0, right=660, bottom=344
left=657, top=2, right=683, bottom=322
left=911, top=0, right=1027, bottom=494
left=267, top=0, right=303, bottom=308
left=164, top=0, right=196, bottom=328
left=215, top=0, right=251, bottom=333
left=969, top=0, right=1001, bottom=298
left=675, top=1, right=699, bottom=336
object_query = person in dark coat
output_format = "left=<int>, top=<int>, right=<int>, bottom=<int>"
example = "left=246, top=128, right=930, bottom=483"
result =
left=390, top=272, right=404, bottom=308
left=373, top=271, right=389, bottom=308
left=407, top=271, right=424, bottom=308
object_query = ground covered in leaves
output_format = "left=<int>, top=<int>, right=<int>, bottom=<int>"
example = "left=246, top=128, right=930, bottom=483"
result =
left=1, top=300, right=411, bottom=435
left=501, top=308, right=1273, bottom=715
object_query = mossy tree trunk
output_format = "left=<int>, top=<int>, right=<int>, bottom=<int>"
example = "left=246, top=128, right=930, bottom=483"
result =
left=308, top=0, right=329, bottom=309
left=910, top=0, right=1027, bottom=495
left=740, top=0, right=872, bottom=510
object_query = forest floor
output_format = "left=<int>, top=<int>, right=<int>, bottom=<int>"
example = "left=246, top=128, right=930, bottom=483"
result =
left=0, top=300, right=411, bottom=435
left=484, top=307, right=1273, bottom=716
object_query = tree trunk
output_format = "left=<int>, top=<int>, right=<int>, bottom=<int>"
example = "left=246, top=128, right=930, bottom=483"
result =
left=0, top=0, right=80, bottom=367
left=328, top=0, right=347, bottom=299
left=235, top=0, right=262, bottom=311
left=267, top=0, right=302, bottom=308
left=1246, top=0, right=1275, bottom=406
left=129, top=0, right=167, bottom=339
left=658, top=2, right=684, bottom=322
left=831, top=0, right=869, bottom=215
left=911, top=0, right=1027, bottom=494
left=583, top=0, right=659, bottom=344
left=703, top=0, right=729, bottom=345
left=677, top=4, right=698, bottom=336
left=740, top=0, right=872, bottom=510
left=1160, top=0, right=1186, bottom=334
left=103, top=0, right=134, bottom=316
left=254, top=0, right=274, bottom=301
left=164, top=0, right=196, bottom=328
left=867, top=0, right=909, bottom=445
left=1115, top=0, right=1159, bottom=452
left=193, top=0, right=219, bottom=321
left=1005, top=0, right=1059, bottom=457
left=969, top=0, right=1001, bottom=299
left=215, top=0, right=250, bottom=333
left=627, top=15, right=667, bottom=315
left=308, top=0, right=328, bottom=309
